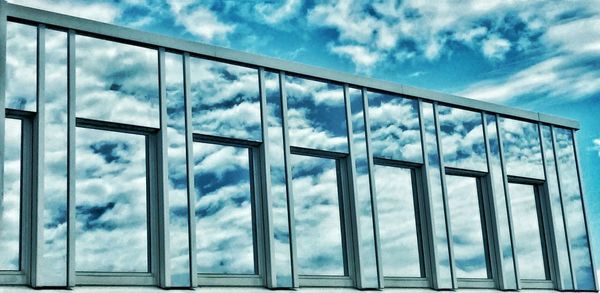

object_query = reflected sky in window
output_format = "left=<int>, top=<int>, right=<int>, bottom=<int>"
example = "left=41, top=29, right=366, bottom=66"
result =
left=374, top=165, right=422, bottom=278
left=76, top=35, right=159, bottom=127
left=0, top=119, right=21, bottom=271
left=500, top=118, right=544, bottom=180
left=291, top=154, right=346, bottom=276
left=446, top=175, right=489, bottom=279
left=194, top=142, right=256, bottom=275
left=285, top=76, right=348, bottom=153
left=6, top=21, right=36, bottom=111
left=75, top=128, right=149, bottom=272
left=438, top=106, right=486, bottom=172
left=508, top=183, right=547, bottom=280
left=368, top=91, right=422, bottom=163
left=189, top=58, right=261, bottom=141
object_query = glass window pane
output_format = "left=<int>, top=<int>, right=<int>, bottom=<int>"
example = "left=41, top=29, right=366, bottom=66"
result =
left=193, top=142, right=256, bottom=274
left=508, top=183, right=547, bottom=280
left=374, top=165, right=422, bottom=277
left=368, top=91, right=422, bottom=163
left=76, top=35, right=159, bottom=127
left=500, top=118, right=544, bottom=179
left=285, top=76, right=348, bottom=153
left=438, top=106, right=486, bottom=172
left=446, top=175, right=489, bottom=279
left=6, top=22, right=37, bottom=111
left=291, top=154, right=346, bottom=276
left=0, top=119, right=22, bottom=270
left=165, top=52, right=191, bottom=285
left=555, top=128, right=595, bottom=290
left=189, top=58, right=261, bottom=141
left=265, top=71, right=294, bottom=286
left=75, top=128, right=149, bottom=272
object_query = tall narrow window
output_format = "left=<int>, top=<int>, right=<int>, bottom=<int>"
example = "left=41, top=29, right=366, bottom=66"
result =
left=374, top=164, right=423, bottom=278
left=445, top=175, right=490, bottom=279
left=291, top=154, right=348, bottom=277
left=75, top=127, right=150, bottom=273
left=193, top=142, right=259, bottom=276
left=0, top=118, right=22, bottom=271
left=508, top=183, right=549, bottom=281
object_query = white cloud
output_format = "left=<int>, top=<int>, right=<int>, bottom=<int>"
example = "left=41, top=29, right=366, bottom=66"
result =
left=167, top=0, right=234, bottom=41
left=9, top=0, right=119, bottom=23
left=329, top=44, right=381, bottom=69
left=255, top=0, right=302, bottom=24
left=482, top=35, right=511, bottom=60
left=593, top=139, right=600, bottom=157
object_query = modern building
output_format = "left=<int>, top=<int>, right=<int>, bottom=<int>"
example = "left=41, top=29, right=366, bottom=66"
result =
left=0, top=2, right=596, bottom=292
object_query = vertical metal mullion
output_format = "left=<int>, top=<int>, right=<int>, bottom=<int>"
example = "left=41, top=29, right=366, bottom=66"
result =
left=0, top=1, right=7, bottom=242
left=258, top=67, right=276, bottom=287
left=481, top=113, right=507, bottom=289
left=361, top=88, right=384, bottom=289
left=417, top=99, right=439, bottom=288
left=550, top=126, right=576, bottom=287
left=570, top=129, right=598, bottom=291
left=343, top=84, right=364, bottom=288
left=279, top=71, right=298, bottom=288
left=182, top=52, right=197, bottom=287
left=432, top=102, right=456, bottom=289
left=66, top=28, right=76, bottom=288
left=495, top=114, right=521, bottom=289
left=31, top=24, right=46, bottom=288
left=156, top=47, right=170, bottom=288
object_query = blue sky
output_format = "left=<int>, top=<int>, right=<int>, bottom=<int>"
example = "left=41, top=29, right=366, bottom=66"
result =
left=8, top=0, right=600, bottom=281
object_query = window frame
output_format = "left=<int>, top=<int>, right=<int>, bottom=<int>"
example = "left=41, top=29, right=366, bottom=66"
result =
left=444, top=167, right=497, bottom=289
left=0, top=111, right=33, bottom=285
left=73, top=118, right=160, bottom=286
left=289, top=146, right=356, bottom=288
left=372, top=157, right=430, bottom=289
left=506, top=176, right=556, bottom=290
left=192, top=133, right=267, bottom=287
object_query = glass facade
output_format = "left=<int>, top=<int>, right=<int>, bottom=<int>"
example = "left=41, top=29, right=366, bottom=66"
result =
left=0, top=7, right=596, bottom=292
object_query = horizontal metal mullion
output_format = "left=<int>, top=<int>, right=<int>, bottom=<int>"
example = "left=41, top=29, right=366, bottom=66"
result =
left=298, top=275, right=354, bottom=287
left=75, top=117, right=159, bottom=135
left=506, top=175, right=545, bottom=185
left=197, top=274, right=264, bottom=287
left=4, top=2, right=579, bottom=129
left=192, top=133, right=261, bottom=147
left=444, top=166, right=487, bottom=177
left=5, top=108, right=36, bottom=119
left=373, top=157, right=423, bottom=169
left=289, top=146, right=348, bottom=159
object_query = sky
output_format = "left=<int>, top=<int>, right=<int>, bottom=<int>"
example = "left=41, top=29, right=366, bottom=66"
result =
left=3, top=0, right=600, bottom=286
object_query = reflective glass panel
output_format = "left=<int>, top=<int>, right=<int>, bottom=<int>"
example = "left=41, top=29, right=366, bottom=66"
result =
left=265, top=71, right=293, bottom=286
left=438, top=106, right=486, bottom=172
left=285, top=76, right=348, bottom=153
left=500, top=118, right=544, bottom=179
left=421, top=102, right=453, bottom=288
left=189, top=58, right=261, bottom=141
left=76, top=128, right=149, bottom=272
left=368, top=91, right=422, bottom=163
left=6, top=22, right=36, bottom=111
left=446, top=175, right=489, bottom=279
left=38, top=29, right=69, bottom=285
left=165, top=52, right=191, bottom=285
left=374, top=165, right=422, bottom=277
left=0, top=119, right=22, bottom=270
left=484, top=114, right=517, bottom=288
left=291, top=154, right=346, bottom=276
left=348, top=87, right=378, bottom=286
left=555, top=128, right=595, bottom=290
left=76, top=35, right=159, bottom=127
left=194, top=142, right=256, bottom=274
left=508, top=183, right=547, bottom=280
left=540, top=125, right=573, bottom=289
